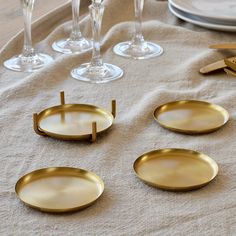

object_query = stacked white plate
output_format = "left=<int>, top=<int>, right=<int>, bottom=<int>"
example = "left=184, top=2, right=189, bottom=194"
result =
left=168, top=0, right=236, bottom=32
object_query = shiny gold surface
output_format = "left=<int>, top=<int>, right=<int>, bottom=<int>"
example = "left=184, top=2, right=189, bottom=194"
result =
left=225, top=58, right=236, bottom=72
left=33, top=91, right=115, bottom=141
left=200, top=59, right=226, bottom=74
left=15, top=167, right=104, bottom=213
left=133, top=149, right=218, bottom=191
left=37, top=104, right=113, bottom=139
left=225, top=68, right=236, bottom=77
left=153, top=100, right=229, bottom=134
left=210, top=43, right=236, bottom=50
left=199, top=56, right=236, bottom=74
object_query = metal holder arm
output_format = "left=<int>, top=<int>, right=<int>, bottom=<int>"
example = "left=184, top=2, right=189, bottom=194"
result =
left=33, top=113, right=46, bottom=136
left=91, top=122, right=97, bottom=142
left=60, top=91, right=65, bottom=105
left=33, top=91, right=115, bottom=142
left=111, top=100, right=116, bottom=118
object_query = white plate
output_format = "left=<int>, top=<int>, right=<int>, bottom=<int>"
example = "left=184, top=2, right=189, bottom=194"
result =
left=169, top=0, right=236, bottom=22
left=169, top=3, right=236, bottom=32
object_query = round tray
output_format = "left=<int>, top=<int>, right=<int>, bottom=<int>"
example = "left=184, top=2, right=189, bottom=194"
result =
left=37, top=104, right=114, bottom=140
left=33, top=91, right=116, bottom=141
left=133, top=149, right=218, bottom=191
left=153, top=100, right=229, bottom=134
left=15, top=167, right=104, bottom=213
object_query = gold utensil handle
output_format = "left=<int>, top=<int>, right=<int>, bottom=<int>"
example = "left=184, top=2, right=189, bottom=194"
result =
left=224, top=68, right=236, bottom=77
left=224, top=59, right=236, bottom=72
left=210, top=44, right=236, bottom=50
left=200, top=60, right=226, bottom=74
left=200, top=56, right=236, bottom=74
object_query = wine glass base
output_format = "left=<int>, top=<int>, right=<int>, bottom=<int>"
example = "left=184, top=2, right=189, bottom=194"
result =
left=3, top=53, right=53, bottom=72
left=113, top=41, right=163, bottom=59
left=71, top=63, right=123, bottom=84
left=52, top=38, right=92, bottom=54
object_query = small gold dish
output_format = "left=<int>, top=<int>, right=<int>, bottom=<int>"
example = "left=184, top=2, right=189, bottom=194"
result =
left=133, top=149, right=218, bottom=191
left=15, top=167, right=104, bottom=213
left=153, top=100, right=229, bottom=134
left=33, top=91, right=116, bottom=141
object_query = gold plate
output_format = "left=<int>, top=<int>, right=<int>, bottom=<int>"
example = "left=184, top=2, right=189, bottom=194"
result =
left=153, top=100, right=229, bottom=134
left=133, top=149, right=218, bottom=191
left=33, top=91, right=116, bottom=141
left=15, top=167, right=104, bottom=213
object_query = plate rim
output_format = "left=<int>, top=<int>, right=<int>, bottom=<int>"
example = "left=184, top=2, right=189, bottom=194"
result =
left=133, top=148, right=219, bottom=191
left=37, top=103, right=114, bottom=140
left=15, top=166, right=105, bottom=213
left=169, top=0, right=236, bottom=22
left=153, top=100, right=229, bottom=134
left=169, top=3, right=236, bottom=32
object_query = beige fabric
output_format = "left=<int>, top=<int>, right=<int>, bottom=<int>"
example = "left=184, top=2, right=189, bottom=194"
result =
left=1, top=0, right=236, bottom=235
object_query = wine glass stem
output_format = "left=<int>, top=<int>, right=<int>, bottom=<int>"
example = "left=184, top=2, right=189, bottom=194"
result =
left=133, top=0, right=145, bottom=45
left=21, top=0, right=35, bottom=57
left=71, top=0, right=83, bottom=41
left=89, top=3, right=104, bottom=67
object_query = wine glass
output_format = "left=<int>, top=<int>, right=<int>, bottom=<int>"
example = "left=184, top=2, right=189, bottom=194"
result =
left=52, top=0, right=92, bottom=54
left=113, top=0, right=163, bottom=59
left=4, top=0, right=53, bottom=72
left=71, top=0, right=123, bottom=83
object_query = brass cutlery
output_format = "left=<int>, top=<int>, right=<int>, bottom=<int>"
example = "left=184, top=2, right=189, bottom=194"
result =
left=224, top=58, right=236, bottom=71
left=200, top=56, right=236, bottom=74
left=224, top=68, right=236, bottom=77
left=200, top=43, right=236, bottom=77
left=209, top=44, right=236, bottom=50
left=224, top=58, right=236, bottom=77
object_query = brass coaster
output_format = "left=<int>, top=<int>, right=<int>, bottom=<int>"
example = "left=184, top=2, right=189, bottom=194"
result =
left=33, top=91, right=116, bottom=141
left=153, top=100, right=229, bottom=134
left=15, top=167, right=104, bottom=213
left=133, top=149, right=218, bottom=191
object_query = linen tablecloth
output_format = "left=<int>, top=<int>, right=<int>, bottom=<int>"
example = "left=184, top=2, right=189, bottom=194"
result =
left=1, top=0, right=236, bottom=235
